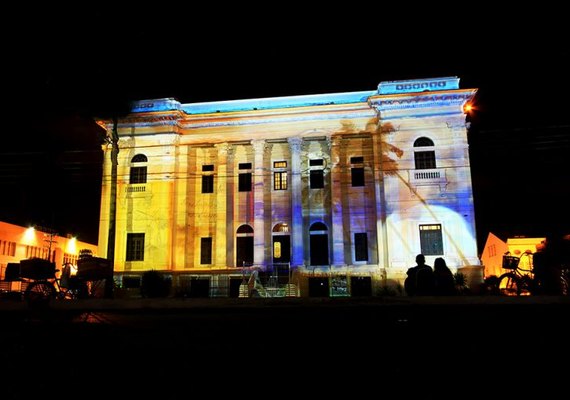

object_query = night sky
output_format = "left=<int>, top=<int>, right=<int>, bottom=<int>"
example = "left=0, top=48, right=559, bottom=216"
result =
left=2, top=7, right=569, bottom=252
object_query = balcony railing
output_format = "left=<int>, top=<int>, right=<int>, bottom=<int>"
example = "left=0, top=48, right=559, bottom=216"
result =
left=408, top=168, right=447, bottom=190
left=126, top=185, right=146, bottom=193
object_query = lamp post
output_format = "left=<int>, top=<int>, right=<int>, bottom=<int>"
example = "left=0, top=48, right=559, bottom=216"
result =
left=104, top=115, right=119, bottom=298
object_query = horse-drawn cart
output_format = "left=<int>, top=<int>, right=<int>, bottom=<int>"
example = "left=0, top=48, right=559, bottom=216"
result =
left=15, top=256, right=112, bottom=306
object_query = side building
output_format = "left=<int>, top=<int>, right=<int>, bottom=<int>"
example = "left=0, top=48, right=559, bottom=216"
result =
left=0, top=220, right=98, bottom=285
left=97, top=76, right=481, bottom=297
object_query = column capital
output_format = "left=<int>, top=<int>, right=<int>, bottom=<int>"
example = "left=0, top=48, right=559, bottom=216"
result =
left=324, top=136, right=332, bottom=150
left=330, top=135, right=344, bottom=146
left=287, top=137, right=303, bottom=151
left=251, top=139, right=268, bottom=154
left=215, top=142, right=233, bottom=157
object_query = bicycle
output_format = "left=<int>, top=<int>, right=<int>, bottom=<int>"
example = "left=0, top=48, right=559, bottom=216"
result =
left=498, top=251, right=537, bottom=296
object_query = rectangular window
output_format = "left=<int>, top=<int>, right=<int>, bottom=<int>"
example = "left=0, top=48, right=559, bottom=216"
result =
left=309, top=159, right=324, bottom=166
left=414, top=151, right=436, bottom=170
left=202, top=175, right=214, bottom=193
left=130, top=166, right=147, bottom=184
left=3, top=241, right=15, bottom=256
left=126, top=233, right=145, bottom=261
left=419, top=224, right=443, bottom=255
left=351, top=167, right=365, bottom=187
left=202, top=164, right=214, bottom=171
left=310, top=170, right=324, bottom=189
left=238, top=173, right=252, bottom=192
left=200, top=237, right=212, bottom=264
left=238, top=163, right=252, bottom=170
left=273, top=161, right=287, bottom=168
left=350, top=156, right=364, bottom=164
left=274, top=171, right=287, bottom=190
left=355, top=233, right=368, bottom=261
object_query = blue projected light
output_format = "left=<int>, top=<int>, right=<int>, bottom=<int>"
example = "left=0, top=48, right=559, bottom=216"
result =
left=129, top=91, right=376, bottom=115
left=181, top=91, right=376, bottom=115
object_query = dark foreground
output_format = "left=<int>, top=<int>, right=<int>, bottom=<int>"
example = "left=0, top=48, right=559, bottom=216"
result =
left=1, top=297, right=569, bottom=399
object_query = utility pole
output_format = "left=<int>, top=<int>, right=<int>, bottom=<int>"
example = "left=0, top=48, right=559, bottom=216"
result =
left=38, top=225, right=57, bottom=262
left=104, top=115, right=119, bottom=298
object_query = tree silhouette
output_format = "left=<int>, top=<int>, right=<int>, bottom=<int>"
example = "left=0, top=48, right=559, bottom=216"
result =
left=44, top=67, right=133, bottom=298
left=336, top=117, right=403, bottom=174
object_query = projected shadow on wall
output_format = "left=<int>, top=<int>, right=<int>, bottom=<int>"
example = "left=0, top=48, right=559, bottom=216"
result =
left=335, top=118, right=403, bottom=176
left=327, top=118, right=402, bottom=267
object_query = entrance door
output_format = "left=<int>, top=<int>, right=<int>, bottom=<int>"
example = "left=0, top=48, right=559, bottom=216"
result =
left=229, top=278, right=243, bottom=298
left=350, top=276, right=372, bottom=297
left=310, top=234, right=329, bottom=265
left=236, top=237, right=253, bottom=267
left=272, top=235, right=290, bottom=264
left=308, top=277, right=330, bottom=297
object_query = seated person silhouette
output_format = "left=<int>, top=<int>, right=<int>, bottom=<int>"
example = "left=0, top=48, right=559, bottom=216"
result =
left=405, top=254, right=435, bottom=296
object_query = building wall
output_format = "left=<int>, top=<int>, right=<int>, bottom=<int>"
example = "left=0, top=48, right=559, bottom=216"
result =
left=382, top=115, right=479, bottom=272
left=0, top=220, right=98, bottom=280
left=481, top=232, right=545, bottom=278
left=97, top=77, right=480, bottom=291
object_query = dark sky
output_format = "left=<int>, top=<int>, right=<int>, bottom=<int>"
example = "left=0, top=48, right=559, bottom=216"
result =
left=1, top=7, right=569, bottom=251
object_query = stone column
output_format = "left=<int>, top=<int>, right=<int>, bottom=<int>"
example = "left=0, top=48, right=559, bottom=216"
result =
left=252, top=139, right=266, bottom=267
left=288, top=137, right=304, bottom=267
left=214, top=143, right=230, bottom=268
left=372, top=132, right=388, bottom=268
left=226, top=145, right=235, bottom=267
left=329, top=135, right=345, bottom=266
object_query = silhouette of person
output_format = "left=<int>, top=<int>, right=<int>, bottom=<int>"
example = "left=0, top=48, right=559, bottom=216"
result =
left=405, top=254, right=435, bottom=296
left=433, top=257, right=456, bottom=295
left=533, top=238, right=562, bottom=295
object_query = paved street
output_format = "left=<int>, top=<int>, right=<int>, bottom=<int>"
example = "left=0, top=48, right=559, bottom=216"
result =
left=1, top=297, right=569, bottom=399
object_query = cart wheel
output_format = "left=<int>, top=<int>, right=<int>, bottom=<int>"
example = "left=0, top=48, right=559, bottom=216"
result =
left=25, top=281, right=55, bottom=308
left=498, top=273, right=528, bottom=296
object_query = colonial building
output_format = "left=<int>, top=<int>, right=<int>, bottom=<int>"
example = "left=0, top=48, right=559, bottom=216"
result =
left=97, top=76, right=480, bottom=296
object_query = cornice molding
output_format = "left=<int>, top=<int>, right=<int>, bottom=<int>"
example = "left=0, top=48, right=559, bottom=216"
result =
left=106, top=104, right=375, bottom=132
left=179, top=109, right=375, bottom=129
left=369, top=89, right=477, bottom=112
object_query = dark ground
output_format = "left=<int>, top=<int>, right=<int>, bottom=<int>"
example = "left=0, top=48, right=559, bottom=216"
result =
left=1, top=297, right=568, bottom=398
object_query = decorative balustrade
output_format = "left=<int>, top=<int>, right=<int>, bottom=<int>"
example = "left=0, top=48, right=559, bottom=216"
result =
left=408, top=168, right=447, bottom=190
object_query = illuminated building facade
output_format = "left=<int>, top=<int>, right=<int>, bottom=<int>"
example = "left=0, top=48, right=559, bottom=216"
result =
left=98, top=76, right=480, bottom=296
left=0, top=220, right=98, bottom=286
left=481, top=232, right=544, bottom=279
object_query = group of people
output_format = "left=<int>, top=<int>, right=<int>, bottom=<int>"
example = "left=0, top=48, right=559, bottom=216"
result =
left=404, top=254, right=457, bottom=296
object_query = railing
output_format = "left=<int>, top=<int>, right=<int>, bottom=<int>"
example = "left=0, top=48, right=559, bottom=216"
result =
left=126, top=185, right=146, bottom=193
left=408, top=168, right=447, bottom=189
left=241, top=263, right=297, bottom=298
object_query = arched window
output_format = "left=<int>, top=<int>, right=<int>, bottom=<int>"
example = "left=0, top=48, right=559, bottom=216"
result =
left=413, top=137, right=434, bottom=147
left=413, top=137, right=436, bottom=170
left=272, top=223, right=290, bottom=263
left=236, top=225, right=253, bottom=267
left=272, top=223, right=289, bottom=233
left=309, top=222, right=328, bottom=231
left=309, top=222, right=329, bottom=265
left=131, top=154, right=148, bottom=163
left=236, top=225, right=254, bottom=234
left=130, top=154, right=148, bottom=184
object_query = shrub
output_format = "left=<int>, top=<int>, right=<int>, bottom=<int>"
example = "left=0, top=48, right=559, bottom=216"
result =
left=140, top=270, right=172, bottom=298
left=454, top=272, right=469, bottom=294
